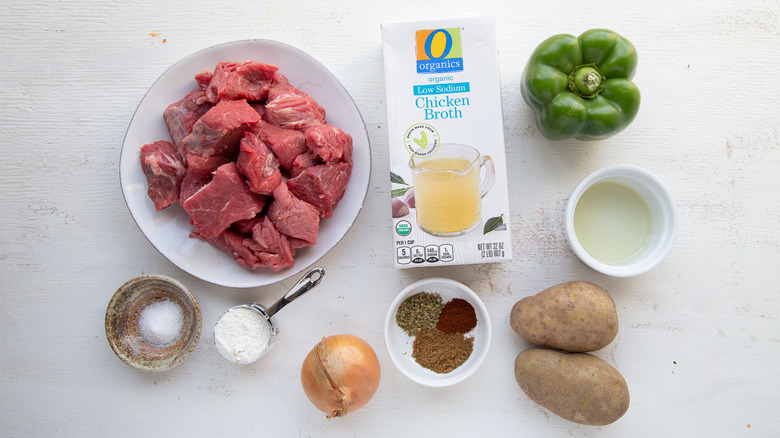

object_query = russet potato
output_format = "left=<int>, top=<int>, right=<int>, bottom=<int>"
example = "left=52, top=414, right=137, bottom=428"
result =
left=510, top=281, right=618, bottom=352
left=514, top=348, right=629, bottom=426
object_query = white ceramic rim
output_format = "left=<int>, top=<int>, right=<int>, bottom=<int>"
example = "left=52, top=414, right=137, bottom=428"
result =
left=384, top=277, right=492, bottom=387
left=565, top=164, right=679, bottom=277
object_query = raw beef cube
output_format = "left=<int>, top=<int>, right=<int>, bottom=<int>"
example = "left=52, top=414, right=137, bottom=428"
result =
left=179, top=171, right=208, bottom=206
left=288, top=237, right=313, bottom=251
left=182, top=162, right=266, bottom=239
left=267, top=183, right=319, bottom=245
left=185, top=153, right=232, bottom=179
left=203, top=61, right=279, bottom=103
left=265, top=74, right=326, bottom=130
left=191, top=229, right=264, bottom=270
left=233, top=216, right=262, bottom=235
left=288, top=162, right=351, bottom=218
left=182, top=99, right=260, bottom=159
left=163, top=89, right=214, bottom=155
left=254, top=120, right=307, bottom=171
left=269, top=72, right=289, bottom=87
left=140, top=140, right=186, bottom=211
left=304, top=124, right=353, bottom=164
left=243, top=217, right=295, bottom=271
left=178, top=153, right=233, bottom=205
left=290, top=151, right=320, bottom=178
left=195, top=70, right=213, bottom=90
left=250, top=102, right=266, bottom=119
left=236, top=131, right=282, bottom=195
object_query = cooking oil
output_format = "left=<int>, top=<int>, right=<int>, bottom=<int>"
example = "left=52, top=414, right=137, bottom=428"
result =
left=573, top=181, right=652, bottom=264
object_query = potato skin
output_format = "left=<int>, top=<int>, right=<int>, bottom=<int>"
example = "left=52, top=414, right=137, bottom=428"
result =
left=510, top=281, right=617, bottom=352
left=514, top=348, right=629, bottom=426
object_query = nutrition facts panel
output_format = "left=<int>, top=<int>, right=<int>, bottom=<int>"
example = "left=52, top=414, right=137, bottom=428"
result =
left=396, top=243, right=454, bottom=264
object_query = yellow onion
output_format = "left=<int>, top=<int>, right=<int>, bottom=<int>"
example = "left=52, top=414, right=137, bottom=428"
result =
left=300, top=334, right=381, bottom=418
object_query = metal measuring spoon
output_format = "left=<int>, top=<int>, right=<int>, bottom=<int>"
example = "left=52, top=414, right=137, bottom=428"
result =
left=214, top=268, right=325, bottom=364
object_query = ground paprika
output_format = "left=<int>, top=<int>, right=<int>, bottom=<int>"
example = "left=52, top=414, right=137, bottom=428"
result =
left=435, top=298, right=477, bottom=334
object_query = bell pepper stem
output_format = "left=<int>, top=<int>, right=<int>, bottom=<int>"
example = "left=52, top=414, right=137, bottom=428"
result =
left=568, top=63, right=606, bottom=98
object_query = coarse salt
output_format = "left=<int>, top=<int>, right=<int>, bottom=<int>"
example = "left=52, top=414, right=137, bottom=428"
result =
left=214, top=306, right=272, bottom=364
left=138, top=299, right=184, bottom=347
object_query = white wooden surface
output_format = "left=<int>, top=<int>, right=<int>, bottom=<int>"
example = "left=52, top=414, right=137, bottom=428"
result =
left=2, top=0, right=779, bottom=436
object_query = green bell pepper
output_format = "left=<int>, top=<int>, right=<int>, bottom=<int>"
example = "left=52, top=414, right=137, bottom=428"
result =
left=521, top=29, right=641, bottom=141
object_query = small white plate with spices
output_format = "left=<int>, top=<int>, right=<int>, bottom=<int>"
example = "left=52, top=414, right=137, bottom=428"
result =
left=384, top=277, right=491, bottom=387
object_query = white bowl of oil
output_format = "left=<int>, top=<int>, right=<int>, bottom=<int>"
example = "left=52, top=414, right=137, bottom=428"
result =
left=565, top=165, right=678, bottom=277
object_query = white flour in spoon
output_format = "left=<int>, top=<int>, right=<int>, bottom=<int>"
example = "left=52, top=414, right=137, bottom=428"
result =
left=214, top=307, right=272, bottom=364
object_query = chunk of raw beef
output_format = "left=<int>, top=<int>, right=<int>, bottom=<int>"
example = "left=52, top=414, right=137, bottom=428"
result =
left=203, top=61, right=279, bottom=104
left=163, top=89, right=214, bottom=155
left=140, top=140, right=186, bottom=211
left=250, top=102, right=266, bottom=119
left=190, top=229, right=263, bottom=270
left=290, top=151, right=320, bottom=178
left=177, top=154, right=233, bottom=205
left=243, top=217, right=295, bottom=271
left=179, top=172, right=206, bottom=206
left=288, top=237, right=314, bottom=251
left=304, top=124, right=353, bottom=164
left=182, top=99, right=260, bottom=159
left=236, top=132, right=282, bottom=195
left=287, top=162, right=351, bottom=218
left=195, top=70, right=213, bottom=90
left=267, top=183, right=319, bottom=245
left=254, top=120, right=307, bottom=171
left=182, top=162, right=266, bottom=238
left=265, top=74, right=326, bottom=130
left=233, top=216, right=262, bottom=235
left=186, top=154, right=232, bottom=179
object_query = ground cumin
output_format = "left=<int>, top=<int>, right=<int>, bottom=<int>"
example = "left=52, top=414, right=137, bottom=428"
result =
left=411, top=328, right=474, bottom=373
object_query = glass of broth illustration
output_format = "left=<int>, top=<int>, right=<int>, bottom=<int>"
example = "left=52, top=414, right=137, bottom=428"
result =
left=409, top=144, right=495, bottom=237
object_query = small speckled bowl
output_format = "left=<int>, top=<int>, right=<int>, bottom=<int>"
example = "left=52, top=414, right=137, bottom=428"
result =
left=105, top=275, right=202, bottom=372
left=384, top=278, right=491, bottom=387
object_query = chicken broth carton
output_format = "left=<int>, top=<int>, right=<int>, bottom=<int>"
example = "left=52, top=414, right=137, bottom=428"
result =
left=381, top=16, right=512, bottom=268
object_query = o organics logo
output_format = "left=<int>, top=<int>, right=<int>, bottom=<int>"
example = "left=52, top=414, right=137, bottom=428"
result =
left=415, top=27, right=463, bottom=74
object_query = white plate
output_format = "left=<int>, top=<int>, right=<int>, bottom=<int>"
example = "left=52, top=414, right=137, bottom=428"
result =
left=119, top=40, right=371, bottom=288
left=384, top=278, right=492, bottom=387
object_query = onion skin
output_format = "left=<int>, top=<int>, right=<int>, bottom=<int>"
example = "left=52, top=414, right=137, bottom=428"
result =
left=300, top=334, right=381, bottom=418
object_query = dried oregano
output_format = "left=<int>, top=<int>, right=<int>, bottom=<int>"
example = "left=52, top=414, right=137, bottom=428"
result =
left=395, top=292, right=443, bottom=337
